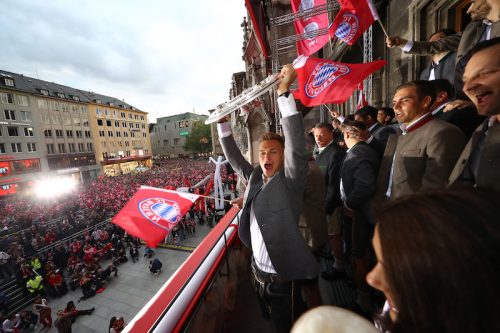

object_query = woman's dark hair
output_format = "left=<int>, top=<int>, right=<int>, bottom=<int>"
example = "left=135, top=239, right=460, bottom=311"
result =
left=375, top=188, right=500, bottom=333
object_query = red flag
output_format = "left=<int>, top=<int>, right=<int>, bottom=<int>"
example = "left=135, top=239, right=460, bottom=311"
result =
left=330, top=0, right=379, bottom=45
left=112, top=186, right=200, bottom=247
left=357, top=82, right=368, bottom=109
left=291, top=0, right=332, bottom=56
left=292, top=55, right=385, bottom=107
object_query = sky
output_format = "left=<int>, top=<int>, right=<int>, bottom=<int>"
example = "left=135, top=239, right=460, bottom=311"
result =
left=0, top=0, right=247, bottom=123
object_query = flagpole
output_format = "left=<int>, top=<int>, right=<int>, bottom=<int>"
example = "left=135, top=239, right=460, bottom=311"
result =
left=195, top=193, right=233, bottom=203
left=377, top=20, right=390, bottom=39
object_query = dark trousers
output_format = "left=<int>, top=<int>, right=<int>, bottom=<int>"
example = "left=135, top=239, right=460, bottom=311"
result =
left=250, top=259, right=307, bottom=333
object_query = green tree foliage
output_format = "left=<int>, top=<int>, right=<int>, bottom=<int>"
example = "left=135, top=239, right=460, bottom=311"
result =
left=183, top=121, right=212, bottom=153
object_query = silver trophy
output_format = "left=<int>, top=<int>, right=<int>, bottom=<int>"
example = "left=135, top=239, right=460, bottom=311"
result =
left=205, top=74, right=281, bottom=124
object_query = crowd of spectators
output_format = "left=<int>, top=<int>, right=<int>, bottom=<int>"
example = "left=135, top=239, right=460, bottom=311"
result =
left=0, top=157, right=234, bottom=331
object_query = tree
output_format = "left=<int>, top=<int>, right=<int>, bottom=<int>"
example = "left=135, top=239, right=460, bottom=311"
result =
left=183, top=120, right=212, bottom=154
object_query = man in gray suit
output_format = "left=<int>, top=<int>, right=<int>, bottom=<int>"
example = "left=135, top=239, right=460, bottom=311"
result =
left=377, top=80, right=466, bottom=200
left=219, top=65, right=317, bottom=332
left=448, top=38, right=500, bottom=192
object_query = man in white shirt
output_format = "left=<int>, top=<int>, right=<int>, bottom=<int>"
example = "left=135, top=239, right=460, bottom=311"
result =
left=219, top=64, right=317, bottom=332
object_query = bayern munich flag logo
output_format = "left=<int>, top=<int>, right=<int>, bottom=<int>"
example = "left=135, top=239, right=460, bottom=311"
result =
left=305, top=63, right=350, bottom=98
left=138, top=197, right=181, bottom=231
left=335, top=13, right=359, bottom=44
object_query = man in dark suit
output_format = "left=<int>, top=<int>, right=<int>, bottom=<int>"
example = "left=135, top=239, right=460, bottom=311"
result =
left=311, top=123, right=346, bottom=281
left=419, top=29, right=457, bottom=83
left=377, top=107, right=395, bottom=126
left=376, top=80, right=466, bottom=200
left=220, top=65, right=317, bottom=332
left=431, top=79, right=485, bottom=139
left=449, top=38, right=500, bottom=192
left=340, top=121, right=379, bottom=314
left=354, top=106, right=396, bottom=147
left=387, top=0, right=499, bottom=102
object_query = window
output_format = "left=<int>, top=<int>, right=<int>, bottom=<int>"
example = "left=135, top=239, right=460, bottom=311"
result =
left=126, top=150, right=131, bottom=157
left=24, top=127, right=34, bottom=137
left=55, top=129, right=63, bottom=138
left=11, top=143, right=22, bottom=153
left=125, top=141, right=130, bottom=147
left=40, top=89, right=49, bottom=96
left=57, top=93, right=65, bottom=99
left=163, top=140, right=169, bottom=146
left=108, top=131, right=113, bottom=137
left=135, top=123, right=140, bottom=129
left=99, top=130, right=105, bottom=137
left=66, top=130, right=73, bottom=138
left=101, top=142, right=107, bottom=148
left=47, top=144, right=55, bottom=154
left=0, top=143, right=5, bottom=154
left=87, top=143, right=93, bottom=152
left=76, top=130, right=82, bottom=138
left=129, top=113, right=133, bottom=119
left=97, top=119, right=103, bottom=126
left=115, top=121, right=120, bottom=127
left=83, top=120, right=89, bottom=127
left=51, top=115, right=61, bottom=124
left=72, top=96, right=80, bottom=102
left=44, top=129, right=52, bottom=137
left=130, top=132, right=135, bottom=138
left=106, top=120, right=112, bottom=127
left=64, top=117, right=71, bottom=125
left=7, top=126, right=18, bottom=136
left=0, top=126, right=2, bottom=136
left=68, top=143, right=76, bottom=153
left=80, top=106, right=87, bottom=114
left=129, top=123, right=133, bottom=128
left=123, top=131, right=128, bottom=137
left=143, top=132, right=147, bottom=137
left=96, top=108, right=102, bottom=116
left=58, top=143, right=66, bottom=153
left=50, top=101, right=60, bottom=111
left=140, top=115, right=145, bottom=121
left=122, top=122, right=126, bottom=127
left=142, top=124, right=145, bottom=129
left=17, top=95, right=29, bottom=106
left=41, top=114, right=50, bottom=124
left=27, top=143, right=37, bottom=152
left=104, top=109, right=109, bottom=116
left=84, top=130, right=91, bottom=138
left=62, top=103, right=70, bottom=112
left=121, top=112, right=126, bottom=118
left=73, top=118, right=81, bottom=126
left=116, top=131, right=121, bottom=137
left=38, top=99, right=48, bottom=109
left=134, top=115, right=138, bottom=120
left=174, top=138, right=179, bottom=146
left=20, top=111, right=31, bottom=122
left=4, top=78, right=14, bottom=87
left=78, top=143, right=84, bottom=152
left=0, top=92, right=13, bottom=104
left=4, top=110, right=15, bottom=120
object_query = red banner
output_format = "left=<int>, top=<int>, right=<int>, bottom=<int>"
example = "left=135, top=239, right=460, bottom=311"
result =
left=330, top=0, right=378, bottom=45
left=112, top=186, right=200, bottom=247
left=291, top=0, right=333, bottom=56
left=292, top=55, right=385, bottom=107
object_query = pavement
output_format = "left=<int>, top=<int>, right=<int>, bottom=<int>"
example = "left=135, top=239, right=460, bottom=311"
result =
left=33, top=223, right=214, bottom=332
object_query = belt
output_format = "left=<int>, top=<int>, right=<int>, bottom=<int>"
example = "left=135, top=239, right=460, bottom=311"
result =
left=250, top=258, right=286, bottom=285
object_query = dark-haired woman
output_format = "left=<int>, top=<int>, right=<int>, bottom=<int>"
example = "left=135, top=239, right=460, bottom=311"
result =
left=367, top=189, right=500, bottom=333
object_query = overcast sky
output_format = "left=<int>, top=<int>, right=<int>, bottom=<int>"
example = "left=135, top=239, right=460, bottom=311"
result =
left=0, top=0, right=247, bottom=122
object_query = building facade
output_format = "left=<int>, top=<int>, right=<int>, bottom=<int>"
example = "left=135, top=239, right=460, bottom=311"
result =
left=0, top=69, right=153, bottom=196
left=151, top=112, right=208, bottom=157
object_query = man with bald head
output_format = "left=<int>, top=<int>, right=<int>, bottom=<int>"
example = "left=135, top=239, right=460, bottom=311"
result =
left=449, top=37, right=500, bottom=191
